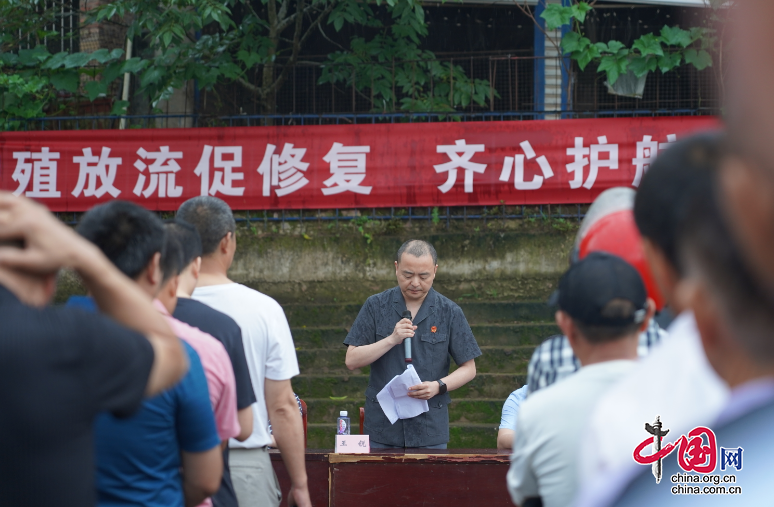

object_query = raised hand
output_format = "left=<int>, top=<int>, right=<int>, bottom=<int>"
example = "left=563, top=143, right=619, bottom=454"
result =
left=390, top=318, right=417, bottom=346
left=0, top=191, right=96, bottom=274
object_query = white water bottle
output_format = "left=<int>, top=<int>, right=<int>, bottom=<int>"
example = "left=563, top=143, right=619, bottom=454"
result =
left=337, top=411, right=350, bottom=435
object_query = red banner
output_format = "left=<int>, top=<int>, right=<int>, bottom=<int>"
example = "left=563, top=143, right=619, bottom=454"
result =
left=0, top=117, right=718, bottom=211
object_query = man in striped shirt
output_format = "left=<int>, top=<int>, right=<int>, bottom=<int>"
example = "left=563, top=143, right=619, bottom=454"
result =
left=526, top=320, right=666, bottom=395
left=526, top=187, right=668, bottom=396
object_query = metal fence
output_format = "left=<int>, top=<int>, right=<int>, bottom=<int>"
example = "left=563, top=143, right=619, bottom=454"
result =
left=6, top=51, right=719, bottom=129
left=198, top=53, right=720, bottom=117
left=16, top=107, right=718, bottom=131
left=53, top=203, right=589, bottom=229
left=203, top=52, right=537, bottom=117
left=2, top=0, right=79, bottom=53
left=140, top=54, right=721, bottom=120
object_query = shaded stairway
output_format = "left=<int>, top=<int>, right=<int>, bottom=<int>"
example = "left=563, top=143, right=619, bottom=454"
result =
left=285, top=300, right=559, bottom=449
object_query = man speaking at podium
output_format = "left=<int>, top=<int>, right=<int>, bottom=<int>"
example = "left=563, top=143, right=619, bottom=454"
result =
left=344, top=240, right=481, bottom=449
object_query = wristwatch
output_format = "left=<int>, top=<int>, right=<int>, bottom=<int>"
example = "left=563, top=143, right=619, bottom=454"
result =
left=437, top=379, right=448, bottom=395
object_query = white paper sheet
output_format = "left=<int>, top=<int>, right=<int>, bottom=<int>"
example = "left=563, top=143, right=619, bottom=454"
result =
left=376, top=365, right=430, bottom=424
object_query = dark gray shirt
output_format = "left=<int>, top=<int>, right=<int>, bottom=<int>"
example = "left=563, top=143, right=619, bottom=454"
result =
left=344, top=287, right=481, bottom=447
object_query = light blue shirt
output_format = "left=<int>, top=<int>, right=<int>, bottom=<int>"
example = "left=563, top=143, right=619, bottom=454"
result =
left=500, top=385, right=529, bottom=430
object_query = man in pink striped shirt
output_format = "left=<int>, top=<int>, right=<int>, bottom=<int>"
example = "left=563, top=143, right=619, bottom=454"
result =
left=153, top=299, right=240, bottom=443
left=154, top=224, right=241, bottom=507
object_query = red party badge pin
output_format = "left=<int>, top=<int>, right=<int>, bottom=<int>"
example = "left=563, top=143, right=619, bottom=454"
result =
left=431, top=326, right=437, bottom=333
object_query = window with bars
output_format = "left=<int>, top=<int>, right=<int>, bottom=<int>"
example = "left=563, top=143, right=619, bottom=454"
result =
left=2, top=0, right=79, bottom=53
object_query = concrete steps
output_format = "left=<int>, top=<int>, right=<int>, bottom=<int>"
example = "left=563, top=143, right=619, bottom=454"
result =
left=287, top=300, right=557, bottom=448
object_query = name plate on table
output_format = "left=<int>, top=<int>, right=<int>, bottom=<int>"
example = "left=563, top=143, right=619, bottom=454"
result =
left=335, top=435, right=370, bottom=454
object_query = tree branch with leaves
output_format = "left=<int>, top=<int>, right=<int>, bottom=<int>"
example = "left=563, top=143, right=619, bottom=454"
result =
left=540, top=1, right=714, bottom=87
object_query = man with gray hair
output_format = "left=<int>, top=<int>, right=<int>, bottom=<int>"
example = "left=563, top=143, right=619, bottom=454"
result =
left=344, top=239, right=481, bottom=448
left=177, top=197, right=310, bottom=507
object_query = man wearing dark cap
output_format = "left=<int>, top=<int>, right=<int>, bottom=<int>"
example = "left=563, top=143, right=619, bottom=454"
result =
left=507, top=252, right=655, bottom=507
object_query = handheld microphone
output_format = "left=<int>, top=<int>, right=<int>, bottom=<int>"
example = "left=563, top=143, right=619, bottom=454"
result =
left=401, top=310, right=413, bottom=364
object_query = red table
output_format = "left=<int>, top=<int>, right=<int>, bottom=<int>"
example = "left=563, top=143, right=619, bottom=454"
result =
left=271, top=449, right=513, bottom=507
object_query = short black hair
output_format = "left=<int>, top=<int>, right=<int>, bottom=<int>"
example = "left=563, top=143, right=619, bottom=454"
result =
left=634, top=132, right=726, bottom=274
left=77, top=201, right=166, bottom=281
left=177, top=196, right=236, bottom=256
left=678, top=171, right=774, bottom=362
left=159, top=227, right=184, bottom=282
left=396, top=239, right=437, bottom=264
left=165, top=219, right=202, bottom=269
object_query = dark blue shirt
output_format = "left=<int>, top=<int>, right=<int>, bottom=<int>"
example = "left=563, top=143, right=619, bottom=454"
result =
left=344, top=287, right=481, bottom=447
left=0, top=288, right=153, bottom=507
left=173, top=297, right=255, bottom=409
left=67, top=296, right=220, bottom=507
left=173, top=297, right=256, bottom=507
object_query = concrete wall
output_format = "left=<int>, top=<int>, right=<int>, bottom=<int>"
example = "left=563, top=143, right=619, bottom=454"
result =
left=232, top=227, right=574, bottom=304
left=55, top=218, right=576, bottom=304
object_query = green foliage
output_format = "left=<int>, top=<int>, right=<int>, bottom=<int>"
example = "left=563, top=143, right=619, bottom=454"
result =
left=550, top=218, right=574, bottom=232
left=541, top=3, right=574, bottom=29
left=541, top=1, right=713, bottom=86
left=0, top=42, right=139, bottom=129
left=353, top=215, right=374, bottom=244
left=4, top=0, right=496, bottom=122
left=0, top=1, right=150, bottom=130
left=683, top=49, right=713, bottom=71
left=431, top=206, right=441, bottom=225
left=318, top=0, right=499, bottom=112
left=83, top=0, right=493, bottom=114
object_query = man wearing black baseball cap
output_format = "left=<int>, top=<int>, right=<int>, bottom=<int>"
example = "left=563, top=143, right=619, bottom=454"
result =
left=507, top=252, right=655, bottom=507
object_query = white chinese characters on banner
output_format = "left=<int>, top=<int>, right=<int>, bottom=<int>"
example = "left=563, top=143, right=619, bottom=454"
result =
left=133, top=146, right=184, bottom=198
left=434, top=140, right=487, bottom=193
left=631, top=134, right=677, bottom=187
left=321, top=143, right=372, bottom=195
left=12, top=148, right=61, bottom=198
left=499, top=140, right=555, bottom=190
left=256, top=144, right=310, bottom=197
left=566, top=136, right=619, bottom=190
left=194, top=145, right=245, bottom=197
left=6, top=131, right=692, bottom=206
left=72, top=147, right=121, bottom=198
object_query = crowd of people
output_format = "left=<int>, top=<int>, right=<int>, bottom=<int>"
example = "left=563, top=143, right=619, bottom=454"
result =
left=4, top=132, right=767, bottom=506
left=3, top=2, right=774, bottom=506
left=499, top=131, right=770, bottom=506
left=0, top=195, right=311, bottom=507
left=3, top=132, right=767, bottom=506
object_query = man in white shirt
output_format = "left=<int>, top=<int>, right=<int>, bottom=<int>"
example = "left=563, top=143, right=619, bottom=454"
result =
left=574, top=134, right=730, bottom=507
left=507, top=252, right=655, bottom=507
left=177, top=197, right=310, bottom=507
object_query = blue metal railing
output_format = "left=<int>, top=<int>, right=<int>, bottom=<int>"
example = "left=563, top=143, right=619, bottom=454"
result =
left=13, top=107, right=718, bottom=131
left=241, top=204, right=588, bottom=230
left=55, top=204, right=588, bottom=229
